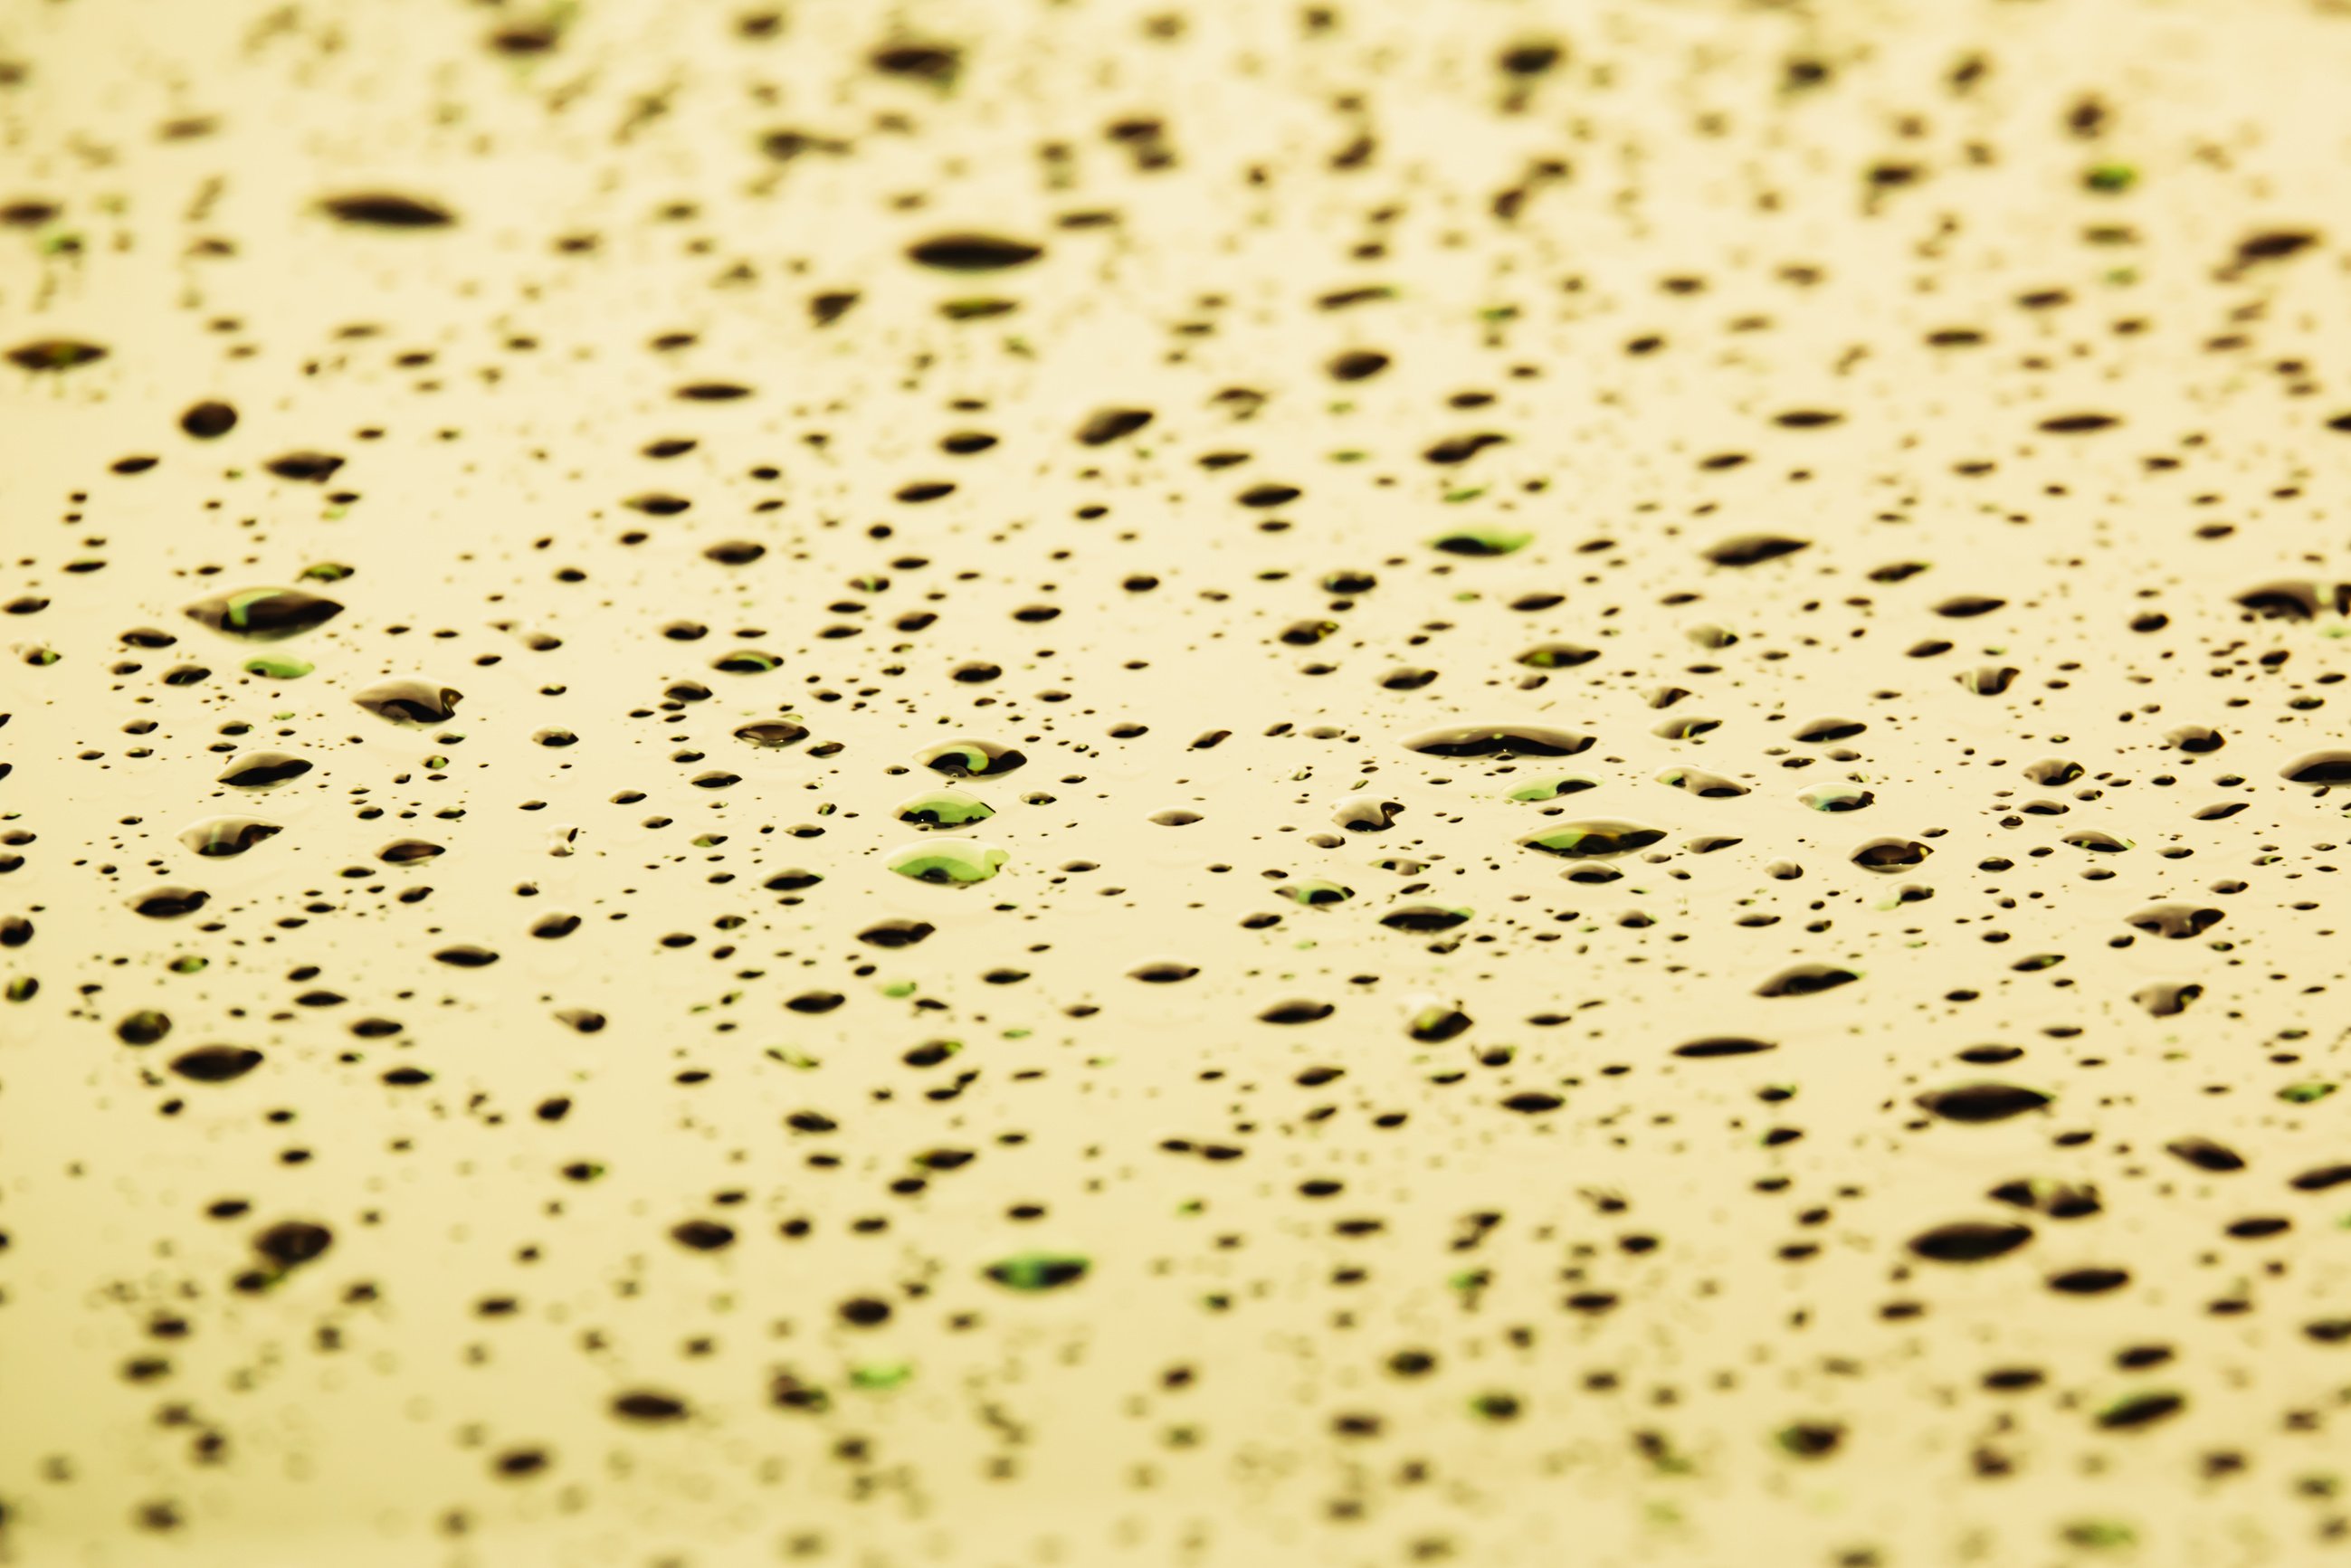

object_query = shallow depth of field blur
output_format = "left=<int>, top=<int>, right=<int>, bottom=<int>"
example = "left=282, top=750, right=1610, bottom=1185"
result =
left=6, top=2, right=2351, bottom=1564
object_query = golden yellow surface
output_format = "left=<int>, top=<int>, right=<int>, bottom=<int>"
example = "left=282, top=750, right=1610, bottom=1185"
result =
left=5, top=2, right=2351, bottom=1564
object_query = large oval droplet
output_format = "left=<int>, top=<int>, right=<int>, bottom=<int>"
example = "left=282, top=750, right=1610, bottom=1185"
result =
left=182, top=587, right=343, bottom=641
left=1908, top=1221, right=2032, bottom=1263
left=1518, top=821, right=1666, bottom=859
left=985, top=1252, right=1090, bottom=1291
left=319, top=193, right=455, bottom=228
left=180, top=818, right=281, bottom=857
left=919, top=738, right=1027, bottom=777
left=1851, top=838, right=1930, bottom=870
left=894, top=789, right=994, bottom=829
left=170, top=1044, right=263, bottom=1083
left=885, top=841, right=1008, bottom=886
left=1404, top=725, right=1593, bottom=758
left=1916, top=1083, right=2052, bottom=1123
left=217, top=752, right=311, bottom=788
left=908, top=233, right=1042, bottom=271
left=354, top=680, right=462, bottom=726
left=1756, top=963, right=1860, bottom=998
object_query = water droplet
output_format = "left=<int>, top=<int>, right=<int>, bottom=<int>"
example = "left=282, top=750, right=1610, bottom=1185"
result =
left=885, top=841, right=1008, bottom=885
left=182, top=587, right=342, bottom=641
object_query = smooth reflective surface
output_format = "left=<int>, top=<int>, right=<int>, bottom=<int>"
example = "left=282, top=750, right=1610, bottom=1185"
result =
left=5, top=2, right=2351, bottom=1564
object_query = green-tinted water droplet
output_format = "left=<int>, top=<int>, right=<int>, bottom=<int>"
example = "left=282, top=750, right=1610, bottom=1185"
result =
left=1429, top=525, right=1532, bottom=557
left=985, top=1252, right=1090, bottom=1291
left=887, top=841, right=1008, bottom=884
left=183, top=586, right=343, bottom=641
left=1519, top=821, right=1666, bottom=858
left=894, top=788, right=995, bottom=828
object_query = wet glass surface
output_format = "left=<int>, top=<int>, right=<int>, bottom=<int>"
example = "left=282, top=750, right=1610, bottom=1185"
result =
left=5, top=3, right=2351, bottom=1563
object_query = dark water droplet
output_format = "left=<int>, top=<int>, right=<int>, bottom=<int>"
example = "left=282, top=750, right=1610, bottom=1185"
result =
left=169, top=1045, right=262, bottom=1083
left=130, top=887, right=208, bottom=918
left=6, top=337, right=107, bottom=372
left=116, top=1009, right=171, bottom=1046
left=180, top=818, right=281, bottom=857
left=1850, top=838, right=1930, bottom=870
left=1908, top=1221, right=2033, bottom=1262
left=1702, top=533, right=1810, bottom=566
left=919, top=738, right=1025, bottom=776
left=1987, top=1178, right=2102, bottom=1219
left=1956, top=665, right=2019, bottom=695
left=183, top=586, right=342, bottom=641
left=895, top=788, right=994, bottom=828
left=179, top=400, right=237, bottom=438
left=2164, top=1136, right=2246, bottom=1174
left=671, top=1220, right=735, bottom=1252
left=1428, top=525, right=1529, bottom=556
left=2281, top=750, right=2351, bottom=785
left=377, top=840, right=443, bottom=864
left=858, top=919, right=934, bottom=948
left=1334, top=797, right=1403, bottom=832
left=1381, top=906, right=1470, bottom=932
left=1756, top=963, right=1860, bottom=998
left=1519, top=821, right=1665, bottom=858
left=1934, top=595, right=2005, bottom=618
left=1076, top=408, right=1154, bottom=445
left=908, top=233, right=1042, bottom=271
left=2235, top=580, right=2345, bottom=621
left=216, top=753, right=310, bottom=788
left=1404, top=724, right=1591, bottom=758
left=433, top=945, right=500, bottom=968
left=1406, top=1006, right=1472, bottom=1042
left=254, top=1221, right=332, bottom=1267
left=1673, top=1036, right=1775, bottom=1059
left=2133, top=981, right=2202, bottom=1016
left=2048, top=1267, right=2130, bottom=1295
left=1916, top=1082, right=2052, bottom=1123
left=318, top=193, right=455, bottom=228
left=353, top=680, right=462, bottom=726
left=734, top=720, right=808, bottom=749
left=985, top=1252, right=1090, bottom=1291
left=1799, top=784, right=1873, bottom=812
left=2290, top=1164, right=2351, bottom=1192
left=2096, top=1391, right=2184, bottom=1430
left=610, top=1392, right=690, bottom=1423
left=1656, top=767, right=1748, bottom=798
left=2126, top=903, right=2222, bottom=939
left=263, top=451, right=345, bottom=482
left=2233, top=229, right=2319, bottom=264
